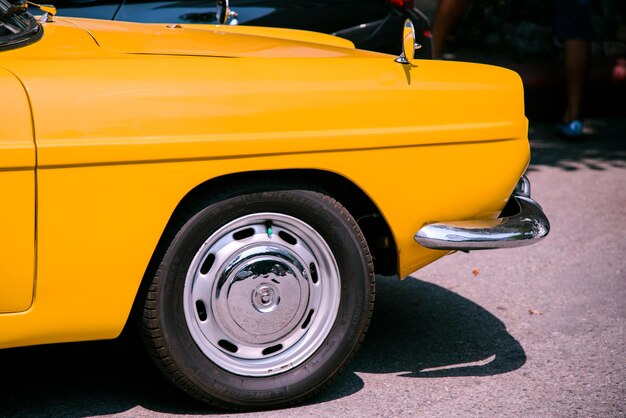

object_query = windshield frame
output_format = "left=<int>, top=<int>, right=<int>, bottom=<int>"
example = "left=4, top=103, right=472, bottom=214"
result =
left=0, top=0, right=43, bottom=51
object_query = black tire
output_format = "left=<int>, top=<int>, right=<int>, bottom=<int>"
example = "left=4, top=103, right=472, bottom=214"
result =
left=141, top=190, right=374, bottom=409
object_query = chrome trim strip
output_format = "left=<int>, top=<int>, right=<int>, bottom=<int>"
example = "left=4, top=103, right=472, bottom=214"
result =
left=414, top=195, right=550, bottom=250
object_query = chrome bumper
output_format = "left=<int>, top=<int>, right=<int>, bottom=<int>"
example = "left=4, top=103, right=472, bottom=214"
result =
left=414, top=177, right=550, bottom=251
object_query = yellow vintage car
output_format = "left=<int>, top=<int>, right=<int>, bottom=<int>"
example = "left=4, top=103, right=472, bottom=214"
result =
left=0, top=2, right=548, bottom=410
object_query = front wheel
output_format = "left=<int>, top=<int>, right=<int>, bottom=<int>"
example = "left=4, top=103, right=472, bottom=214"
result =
left=141, top=190, right=374, bottom=409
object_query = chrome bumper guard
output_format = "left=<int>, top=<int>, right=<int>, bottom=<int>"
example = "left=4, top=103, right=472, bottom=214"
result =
left=414, top=177, right=550, bottom=251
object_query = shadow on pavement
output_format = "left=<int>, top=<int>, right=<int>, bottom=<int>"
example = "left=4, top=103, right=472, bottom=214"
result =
left=0, top=332, right=219, bottom=417
left=306, top=276, right=526, bottom=405
left=0, top=277, right=525, bottom=416
left=528, top=117, right=626, bottom=171
left=354, top=277, right=524, bottom=378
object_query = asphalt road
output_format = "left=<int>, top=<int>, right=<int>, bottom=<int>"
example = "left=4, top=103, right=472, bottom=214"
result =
left=1, top=117, right=624, bottom=418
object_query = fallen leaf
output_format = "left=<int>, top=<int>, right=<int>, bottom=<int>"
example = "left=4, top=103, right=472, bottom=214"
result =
left=529, top=309, right=544, bottom=315
left=472, top=268, right=480, bottom=277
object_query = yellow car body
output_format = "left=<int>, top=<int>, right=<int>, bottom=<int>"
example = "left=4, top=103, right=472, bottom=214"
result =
left=0, top=7, right=546, bottom=408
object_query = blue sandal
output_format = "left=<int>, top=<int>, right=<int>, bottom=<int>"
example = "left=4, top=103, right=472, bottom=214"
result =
left=556, top=119, right=584, bottom=139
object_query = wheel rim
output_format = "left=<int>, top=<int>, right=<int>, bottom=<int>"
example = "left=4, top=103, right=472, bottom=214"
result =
left=183, top=212, right=341, bottom=377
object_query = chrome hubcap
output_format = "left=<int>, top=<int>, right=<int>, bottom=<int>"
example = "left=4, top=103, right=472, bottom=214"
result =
left=183, top=212, right=340, bottom=377
left=252, top=283, right=279, bottom=313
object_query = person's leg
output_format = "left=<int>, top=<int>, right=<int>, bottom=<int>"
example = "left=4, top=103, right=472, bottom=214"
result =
left=563, top=39, right=591, bottom=124
left=554, top=0, right=592, bottom=138
left=432, top=0, right=469, bottom=59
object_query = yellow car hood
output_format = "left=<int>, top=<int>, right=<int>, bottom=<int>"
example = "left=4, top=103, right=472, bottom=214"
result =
left=64, top=17, right=383, bottom=59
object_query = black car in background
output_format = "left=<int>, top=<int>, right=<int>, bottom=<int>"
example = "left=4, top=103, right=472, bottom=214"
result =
left=32, top=0, right=433, bottom=57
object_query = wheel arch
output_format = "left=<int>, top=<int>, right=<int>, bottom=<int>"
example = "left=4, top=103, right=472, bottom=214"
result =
left=142, top=169, right=398, bottom=297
